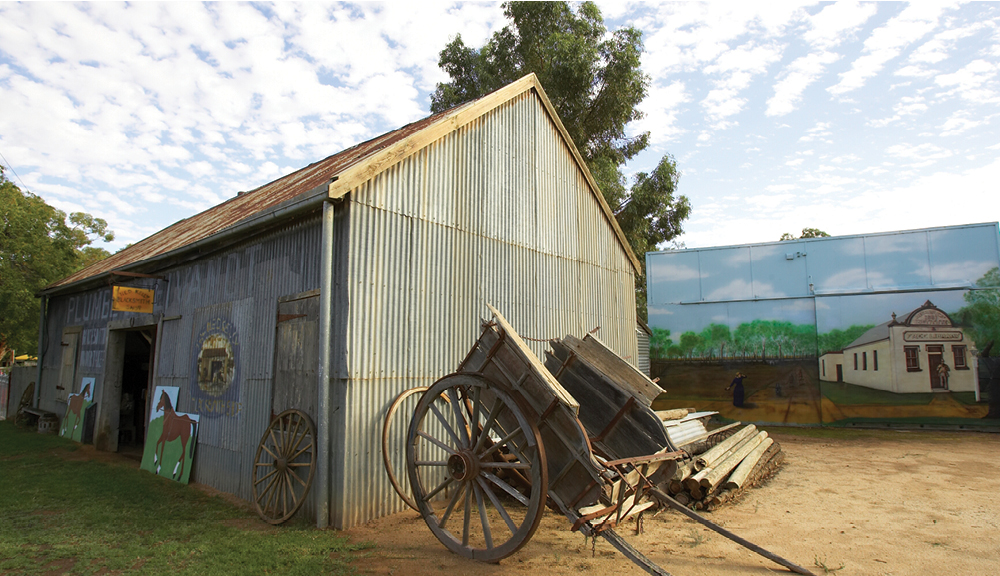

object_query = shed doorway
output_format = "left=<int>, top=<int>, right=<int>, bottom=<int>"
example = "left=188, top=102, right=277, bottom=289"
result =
left=119, top=330, right=154, bottom=454
left=96, top=325, right=156, bottom=454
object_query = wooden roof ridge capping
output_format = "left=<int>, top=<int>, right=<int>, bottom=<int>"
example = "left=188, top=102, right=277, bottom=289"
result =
left=42, top=73, right=640, bottom=294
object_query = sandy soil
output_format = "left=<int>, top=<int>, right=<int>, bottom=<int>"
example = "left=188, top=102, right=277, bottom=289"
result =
left=345, top=429, right=1000, bottom=576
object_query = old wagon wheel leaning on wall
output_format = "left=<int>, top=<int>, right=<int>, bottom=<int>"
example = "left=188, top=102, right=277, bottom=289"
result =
left=382, top=386, right=431, bottom=511
left=251, top=409, right=317, bottom=524
left=406, top=373, right=548, bottom=562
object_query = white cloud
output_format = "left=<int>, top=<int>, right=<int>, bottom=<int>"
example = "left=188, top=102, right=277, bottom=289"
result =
left=828, top=4, right=944, bottom=96
left=885, top=142, right=954, bottom=162
left=934, top=59, right=1000, bottom=103
left=767, top=50, right=841, bottom=116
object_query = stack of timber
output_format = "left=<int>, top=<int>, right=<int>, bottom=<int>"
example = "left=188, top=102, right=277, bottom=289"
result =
left=657, top=414, right=785, bottom=511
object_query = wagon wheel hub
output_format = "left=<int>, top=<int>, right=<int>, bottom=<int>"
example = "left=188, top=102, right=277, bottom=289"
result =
left=275, top=457, right=288, bottom=472
left=448, top=451, right=478, bottom=481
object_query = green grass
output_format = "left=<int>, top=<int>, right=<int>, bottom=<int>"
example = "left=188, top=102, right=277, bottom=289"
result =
left=0, top=421, right=371, bottom=575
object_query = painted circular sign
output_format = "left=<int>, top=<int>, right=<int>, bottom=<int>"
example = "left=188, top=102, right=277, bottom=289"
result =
left=193, top=318, right=240, bottom=398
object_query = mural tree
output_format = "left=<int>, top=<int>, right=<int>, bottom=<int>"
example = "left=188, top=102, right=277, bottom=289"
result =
left=957, top=267, right=1000, bottom=355
left=816, top=325, right=875, bottom=356
left=649, top=327, right=673, bottom=359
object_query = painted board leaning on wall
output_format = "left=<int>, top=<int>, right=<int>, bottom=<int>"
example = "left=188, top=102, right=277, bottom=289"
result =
left=646, top=222, right=1000, bottom=428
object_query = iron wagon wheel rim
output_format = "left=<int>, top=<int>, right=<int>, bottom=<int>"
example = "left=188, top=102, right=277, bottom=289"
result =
left=251, top=409, right=317, bottom=525
left=381, top=386, right=430, bottom=511
left=406, top=373, right=548, bottom=562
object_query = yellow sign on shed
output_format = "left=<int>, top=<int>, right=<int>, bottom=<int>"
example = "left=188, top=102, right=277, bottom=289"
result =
left=112, top=286, right=154, bottom=314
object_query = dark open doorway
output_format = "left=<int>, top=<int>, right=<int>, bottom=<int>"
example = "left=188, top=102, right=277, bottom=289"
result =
left=118, top=330, right=154, bottom=456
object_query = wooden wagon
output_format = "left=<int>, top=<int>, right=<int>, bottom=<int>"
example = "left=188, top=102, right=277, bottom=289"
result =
left=396, top=306, right=813, bottom=575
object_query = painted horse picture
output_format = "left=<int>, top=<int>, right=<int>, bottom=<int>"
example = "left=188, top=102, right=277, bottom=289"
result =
left=140, top=386, right=201, bottom=484
left=60, top=381, right=94, bottom=442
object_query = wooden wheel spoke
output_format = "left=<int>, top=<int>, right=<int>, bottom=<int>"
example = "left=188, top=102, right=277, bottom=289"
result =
left=439, top=482, right=466, bottom=530
left=414, top=460, right=449, bottom=466
left=462, top=484, right=472, bottom=547
left=287, top=462, right=311, bottom=467
left=256, top=474, right=279, bottom=503
left=447, top=387, right=471, bottom=447
left=473, top=483, right=493, bottom=550
left=282, top=416, right=301, bottom=456
left=254, top=468, right=279, bottom=486
left=478, top=426, right=524, bottom=461
left=480, top=461, right=531, bottom=470
left=417, top=430, right=457, bottom=455
left=481, top=471, right=530, bottom=506
left=477, top=477, right=517, bottom=535
left=260, top=441, right=280, bottom=462
left=286, top=418, right=309, bottom=459
left=473, top=398, right=506, bottom=453
left=288, top=440, right=315, bottom=462
left=423, top=475, right=455, bottom=501
left=429, top=401, right=463, bottom=448
left=465, top=386, right=482, bottom=446
left=267, top=428, right=281, bottom=455
left=281, top=473, right=288, bottom=518
left=285, top=470, right=297, bottom=507
left=289, top=468, right=309, bottom=488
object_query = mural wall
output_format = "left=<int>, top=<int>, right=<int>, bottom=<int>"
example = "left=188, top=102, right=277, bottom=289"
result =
left=646, top=223, right=1000, bottom=427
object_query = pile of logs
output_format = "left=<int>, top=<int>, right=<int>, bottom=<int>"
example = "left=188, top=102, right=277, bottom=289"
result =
left=657, top=411, right=785, bottom=511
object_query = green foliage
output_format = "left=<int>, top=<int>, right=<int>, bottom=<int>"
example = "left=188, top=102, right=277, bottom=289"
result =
left=817, top=324, right=875, bottom=355
left=431, top=2, right=690, bottom=319
left=780, top=227, right=831, bottom=241
left=0, top=421, right=370, bottom=575
left=649, top=327, right=673, bottom=359
left=731, top=319, right=817, bottom=359
left=0, top=166, right=113, bottom=357
left=956, top=267, right=1000, bottom=355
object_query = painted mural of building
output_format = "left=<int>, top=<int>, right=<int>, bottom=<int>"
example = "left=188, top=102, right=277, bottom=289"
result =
left=646, top=222, right=1000, bottom=426
left=819, top=301, right=978, bottom=394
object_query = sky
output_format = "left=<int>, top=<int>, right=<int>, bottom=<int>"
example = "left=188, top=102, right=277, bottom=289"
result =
left=1, top=2, right=999, bottom=254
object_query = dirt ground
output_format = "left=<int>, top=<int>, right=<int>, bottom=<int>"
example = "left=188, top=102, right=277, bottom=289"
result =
left=346, top=429, right=1000, bottom=576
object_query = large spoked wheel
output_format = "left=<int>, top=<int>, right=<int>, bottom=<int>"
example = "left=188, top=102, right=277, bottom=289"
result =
left=252, top=409, right=317, bottom=525
left=406, top=373, right=547, bottom=562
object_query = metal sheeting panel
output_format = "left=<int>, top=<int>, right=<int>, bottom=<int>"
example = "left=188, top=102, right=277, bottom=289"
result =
left=335, top=92, right=637, bottom=528
left=149, top=217, right=322, bottom=504
left=637, top=326, right=651, bottom=377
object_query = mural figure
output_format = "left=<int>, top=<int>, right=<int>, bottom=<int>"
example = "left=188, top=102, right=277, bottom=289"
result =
left=153, top=390, right=198, bottom=480
left=726, top=372, right=747, bottom=407
left=937, top=361, right=950, bottom=389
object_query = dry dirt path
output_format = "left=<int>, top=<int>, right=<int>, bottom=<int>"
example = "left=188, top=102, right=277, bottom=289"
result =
left=346, top=429, right=1000, bottom=576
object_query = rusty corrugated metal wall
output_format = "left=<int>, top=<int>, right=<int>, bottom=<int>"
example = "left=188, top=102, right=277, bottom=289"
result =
left=332, top=91, right=638, bottom=528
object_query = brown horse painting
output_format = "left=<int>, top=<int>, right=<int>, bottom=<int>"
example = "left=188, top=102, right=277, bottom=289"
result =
left=153, top=391, right=198, bottom=480
left=63, top=383, right=91, bottom=438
